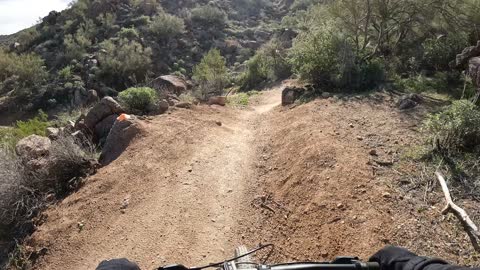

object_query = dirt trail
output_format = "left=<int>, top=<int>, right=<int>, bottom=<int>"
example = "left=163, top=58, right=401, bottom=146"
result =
left=30, top=88, right=281, bottom=270
left=29, top=84, right=478, bottom=269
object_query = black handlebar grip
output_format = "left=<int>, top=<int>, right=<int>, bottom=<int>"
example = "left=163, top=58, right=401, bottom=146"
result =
left=361, top=262, right=380, bottom=270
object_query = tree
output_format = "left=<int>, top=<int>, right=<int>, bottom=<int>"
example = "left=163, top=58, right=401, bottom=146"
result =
left=193, top=49, right=229, bottom=99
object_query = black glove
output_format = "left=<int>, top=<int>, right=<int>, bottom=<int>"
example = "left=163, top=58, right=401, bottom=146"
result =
left=96, top=258, right=141, bottom=270
left=369, top=246, right=471, bottom=270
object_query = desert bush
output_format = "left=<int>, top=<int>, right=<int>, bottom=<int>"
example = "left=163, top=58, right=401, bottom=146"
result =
left=64, top=30, right=92, bottom=62
left=0, top=111, right=50, bottom=150
left=0, top=134, right=97, bottom=249
left=149, top=13, right=185, bottom=40
left=240, top=39, right=291, bottom=91
left=288, top=22, right=339, bottom=87
left=97, top=38, right=153, bottom=88
left=227, top=93, right=250, bottom=106
left=48, top=135, right=97, bottom=194
left=57, top=65, right=74, bottom=80
left=119, top=87, right=158, bottom=113
left=193, top=49, right=229, bottom=100
left=422, top=34, right=469, bottom=71
left=15, top=110, right=50, bottom=138
left=190, top=6, right=226, bottom=28
left=117, top=27, right=140, bottom=40
left=0, top=50, right=47, bottom=89
left=425, top=100, right=480, bottom=153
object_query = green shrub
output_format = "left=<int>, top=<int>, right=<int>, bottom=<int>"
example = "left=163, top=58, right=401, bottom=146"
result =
left=240, top=39, right=291, bottom=91
left=288, top=22, right=339, bottom=87
left=0, top=111, right=50, bottom=151
left=118, top=27, right=140, bottom=40
left=64, top=29, right=92, bottom=62
left=0, top=50, right=47, bottom=88
left=227, top=93, right=250, bottom=106
left=193, top=49, right=229, bottom=100
left=98, top=38, right=153, bottom=88
left=58, top=65, right=73, bottom=80
left=150, top=13, right=185, bottom=40
left=119, top=87, right=158, bottom=113
left=422, top=34, right=469, bottom=71
left=425, top=100, right=480, bottom=153
left=15, top=110, right=50, bottom=138
left=190, top=6, right=226, bottom=28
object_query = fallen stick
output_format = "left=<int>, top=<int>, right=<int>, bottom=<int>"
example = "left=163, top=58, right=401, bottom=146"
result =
left=435, top=171, right=480, bottom=251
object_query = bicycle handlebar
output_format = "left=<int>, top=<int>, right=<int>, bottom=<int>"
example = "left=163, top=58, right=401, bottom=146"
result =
left=159, top=257, right=380, bottom=270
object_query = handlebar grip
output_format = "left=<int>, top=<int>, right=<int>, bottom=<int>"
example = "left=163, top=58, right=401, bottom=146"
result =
left=360, top=262, right=380, bottom=270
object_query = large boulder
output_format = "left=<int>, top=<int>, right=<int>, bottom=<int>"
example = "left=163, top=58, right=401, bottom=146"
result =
left=281, top=86, right=305, bottom=106
left=16, top=135, right=51, bottom=170
left=84, top=97, right=125, bottom=131
left=151, top=75, right=188, bottom=96
left=99, top=115, right=144, bottom=166
left=94, top=114, right=119, bottom=144
left=456, top=41, right=480, bottom=67
left=397, top=93, right=423, bottom=110
left=469, top=57, right=480, bottom=88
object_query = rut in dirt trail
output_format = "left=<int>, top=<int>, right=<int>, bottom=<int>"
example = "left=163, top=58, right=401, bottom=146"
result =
left=30, top=88, right=282, bottom=270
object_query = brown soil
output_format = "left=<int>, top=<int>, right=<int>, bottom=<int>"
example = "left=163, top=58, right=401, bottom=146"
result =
left=28, top=84, right=479, bottom=270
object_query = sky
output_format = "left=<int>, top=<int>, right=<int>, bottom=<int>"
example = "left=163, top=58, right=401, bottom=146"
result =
left=0, top=0, right=72, bottom=35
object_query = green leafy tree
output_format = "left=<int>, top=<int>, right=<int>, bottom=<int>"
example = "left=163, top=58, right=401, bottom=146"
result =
left=193, top=49, right=229, bottom=99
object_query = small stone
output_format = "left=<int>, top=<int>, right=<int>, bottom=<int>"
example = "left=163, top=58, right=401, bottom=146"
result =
left=356, top=136, right=364, bottom=141
left=369, top=149, right=378, bottom=156
left=337, top=203, right=344, bottom=209
left=382, top=192, right=392, bottom=199
left=349, top=123, right=354, bottom=128
left=215, top=121, right=222, bottom=126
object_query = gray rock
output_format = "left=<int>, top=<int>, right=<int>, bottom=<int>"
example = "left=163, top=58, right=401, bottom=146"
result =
left=99, top=116, right=143, bottom=166
left=321, top=92, right=332, bottom=98
left=281, top=86, right=305, bottom=106
left=16, top=135, right=51, bottom=170
left=151, top=75, right=188, bottom=96
left=175, top=102, right=192, bottom=109
left=208, top=96, right=227, bottom=106
left=46, top=127, right=60, bottom=140
left=94, top=114, right=118, bottom=142
left=84, top=97, right=125, bottom=130
left=87, top=89, right=100, bottom=104
left=397, top=94, right=423, bottom=110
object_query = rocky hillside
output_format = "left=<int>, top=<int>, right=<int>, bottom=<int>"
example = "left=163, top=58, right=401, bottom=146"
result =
left=0, top=0, right=301, bottom=122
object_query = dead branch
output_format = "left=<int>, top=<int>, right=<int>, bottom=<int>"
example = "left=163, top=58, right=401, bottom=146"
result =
left=435, top=171, right=480, bottom=252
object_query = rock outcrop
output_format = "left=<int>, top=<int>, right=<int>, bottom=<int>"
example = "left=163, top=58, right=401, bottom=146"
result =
left=282, top=86, right=305, bottom=106
left=99, top=115, right=144, bottom=166
left=16, top=135, right=51, bottom=170
left=151, top=75, right=188, bottom=96
left=457, top=41, right=480, bottom=93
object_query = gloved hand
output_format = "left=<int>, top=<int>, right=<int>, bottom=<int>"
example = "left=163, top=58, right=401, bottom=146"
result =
left=96, top=258, right=141, bottom=270
left=369, top=246, right=453, bottom=270
left=369, top=246, right=420, bottom=270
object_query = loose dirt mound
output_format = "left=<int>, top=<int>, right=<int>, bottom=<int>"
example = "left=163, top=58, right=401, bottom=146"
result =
left=242, top=93, right=478, bottom=265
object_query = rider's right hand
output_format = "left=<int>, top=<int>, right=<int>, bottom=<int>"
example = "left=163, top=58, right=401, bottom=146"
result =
left=369, top=246, right=477, bottom=270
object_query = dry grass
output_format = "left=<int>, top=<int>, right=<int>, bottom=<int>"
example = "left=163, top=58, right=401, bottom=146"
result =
left=0, top=134, right=98, bottom=268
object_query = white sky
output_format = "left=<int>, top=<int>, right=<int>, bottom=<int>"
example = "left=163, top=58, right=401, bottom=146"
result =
left=0, top=0, right=72, bottom=35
